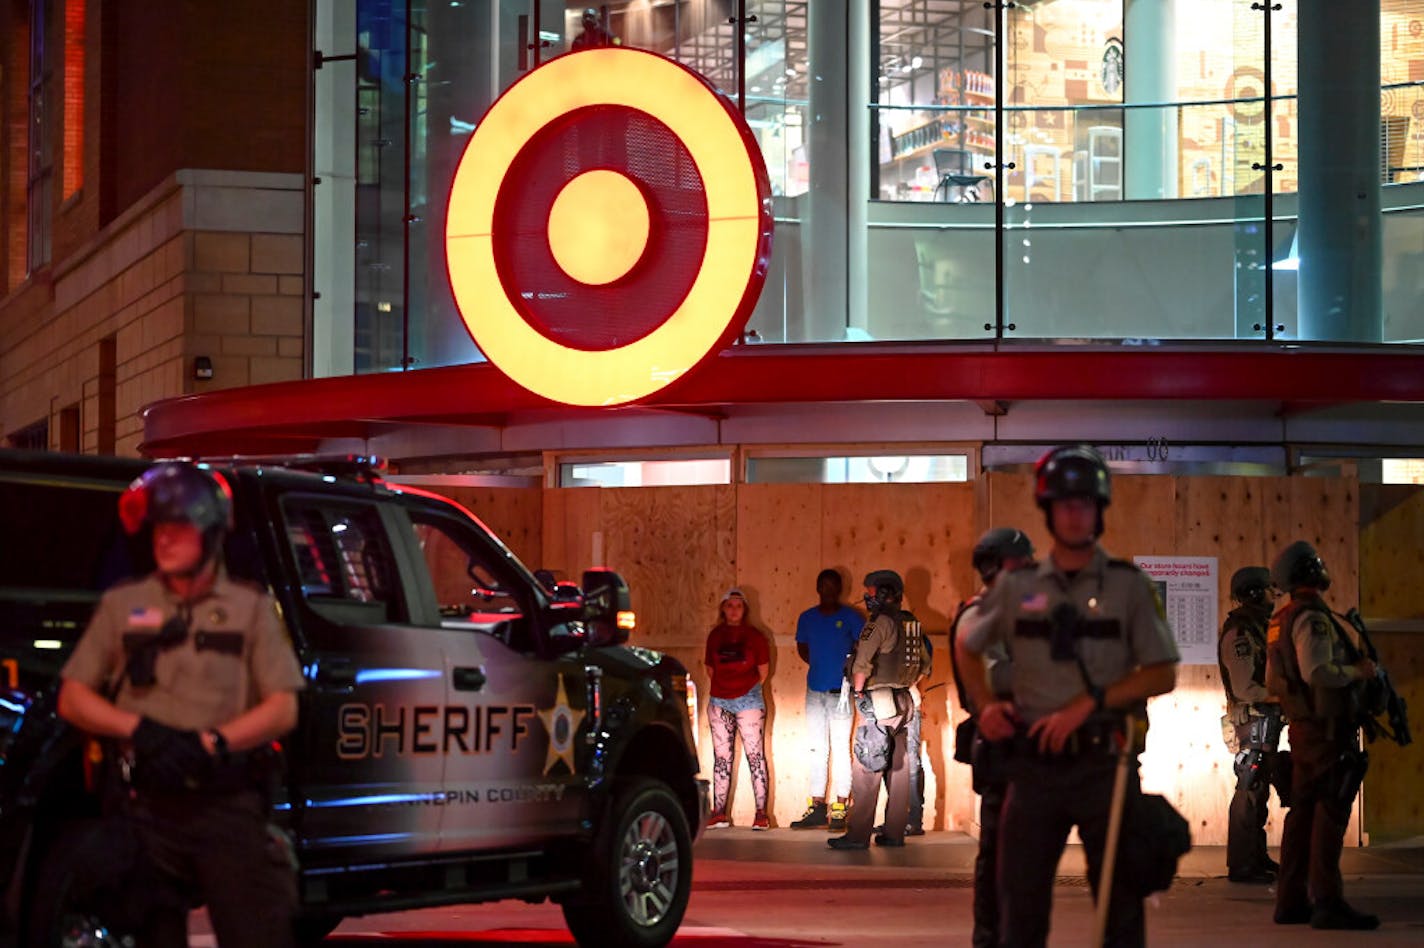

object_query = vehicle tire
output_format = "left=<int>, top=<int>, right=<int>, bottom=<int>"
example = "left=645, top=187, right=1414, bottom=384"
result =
left=293, top=914, right=343, bottom=945
left=22, top=820, right=146, bottom=948
left=561, top=778, right=693, bottom=948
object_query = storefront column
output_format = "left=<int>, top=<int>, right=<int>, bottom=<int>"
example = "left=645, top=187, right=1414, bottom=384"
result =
left=847, top=0, right=869, bottom=334
left=1123, top=0, right=1177, bottom=199
left=798, top=2, right=850, bottom=341
left=1297, top=0, right=1382, bottom=341
left=312, top=0, right=357, bottom=377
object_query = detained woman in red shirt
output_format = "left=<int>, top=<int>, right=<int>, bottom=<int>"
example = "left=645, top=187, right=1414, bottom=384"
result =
left=703, top=588, right=771, bottom=830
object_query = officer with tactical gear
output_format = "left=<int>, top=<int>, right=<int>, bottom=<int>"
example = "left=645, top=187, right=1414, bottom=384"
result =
left=950, top=527, right=1034, bottom=948
left=828, top=569, right=926, bottom=850
left=58, top=462, right=306, bottom=946
left=1267, top=541, right=1380, bottom=930
left=1219, top=565, right=1287, bottom=883
left=956, top=446, right=1179, bottom=947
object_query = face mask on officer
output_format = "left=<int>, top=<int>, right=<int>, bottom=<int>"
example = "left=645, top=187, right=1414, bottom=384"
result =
left=861, top=570, right=903, bottom=618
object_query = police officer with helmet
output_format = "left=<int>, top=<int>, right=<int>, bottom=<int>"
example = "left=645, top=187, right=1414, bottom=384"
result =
left=950, top=527, right=1035, bottom=948
left=1267, top=541, right=1380, bottom=930
left=956, top=445, right=1179, bottom=947
left=828, top=569, right=925, bottom=850
left=58, top=462, right=306, bottom=946
left=1218, top=565, right=1286, bottom=883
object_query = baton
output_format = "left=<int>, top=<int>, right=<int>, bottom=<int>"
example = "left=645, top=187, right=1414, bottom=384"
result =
left=1093, top=713, right=1137, bottom=948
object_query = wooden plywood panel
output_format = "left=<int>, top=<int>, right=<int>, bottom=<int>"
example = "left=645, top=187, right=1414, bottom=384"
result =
left=1165, top=476, right=1281, bottom=847
left=736, top=484, right=826, bottom=646
left=601, top=485, right=737, bottom=652
left=821, top=482, right=978, bottom=830
left=1100, top=474, right=1177, bottom=560
left=532, top=474, right=1395, bottom=841
left=1362, top=628, right=1424, bottom=842
left=432, top=486, right=543, bottom=570
left=540, top=487, right=602, bottom=582
left=735, top=484, right=826, bottom=820
left=1360, top=485, right=1424, bottom=620
left=1358, top=484, right=1423, bottom=839
left=1286, top=477, right=1360, bottom=609
left=983, top=471, right=1052, bottom=560
left=1144, top=665, right=1262, bottom=849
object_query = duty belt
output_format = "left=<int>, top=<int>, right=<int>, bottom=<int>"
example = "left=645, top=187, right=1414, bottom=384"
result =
left=1008, top=718, right=1127, bottom=760
left=127, top=747, right=275, bottom=796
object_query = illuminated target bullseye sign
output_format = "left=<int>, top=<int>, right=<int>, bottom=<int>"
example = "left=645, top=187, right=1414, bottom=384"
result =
left=445, top=48, right=773, bottom=406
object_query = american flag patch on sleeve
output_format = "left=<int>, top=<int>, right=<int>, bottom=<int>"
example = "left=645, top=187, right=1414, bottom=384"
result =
left=127, top=607, right=164, bottom=629
left=1020, top=593, right=1048, bottom=612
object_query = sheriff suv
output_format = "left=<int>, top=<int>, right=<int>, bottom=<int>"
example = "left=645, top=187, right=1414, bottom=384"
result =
left=0, top=449, right=706, bottom=947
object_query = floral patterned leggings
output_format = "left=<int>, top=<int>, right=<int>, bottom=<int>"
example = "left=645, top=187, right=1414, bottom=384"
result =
left=709, top=704, right=769, bottom=814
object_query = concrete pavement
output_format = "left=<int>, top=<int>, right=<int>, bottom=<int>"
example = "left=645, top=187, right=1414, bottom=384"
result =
left=199, top=830, right=1424, bottom=945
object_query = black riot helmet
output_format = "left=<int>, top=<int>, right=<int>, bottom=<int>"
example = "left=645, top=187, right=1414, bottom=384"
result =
left=582, top=6, right=599, bottom=26
left=972, top=527, right=1035, bottom=584
left=1034, top=445, right=1111, bottom=542
left=862, top=569, right=904, bottom=617
left=119, top=462, right=233, bottom=566
left=1229, top=566, right=1275, bottom=607
left=1272, top=540, right=1331, bottom=592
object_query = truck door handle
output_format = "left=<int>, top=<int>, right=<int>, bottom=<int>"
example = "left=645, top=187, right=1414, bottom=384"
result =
left=314, top=661, right=357, bottom=692
left=453, top=666, right=487, bottom=692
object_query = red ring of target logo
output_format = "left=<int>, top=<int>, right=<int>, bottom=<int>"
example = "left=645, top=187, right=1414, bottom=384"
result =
left=445, top=48, right=773, bottom=406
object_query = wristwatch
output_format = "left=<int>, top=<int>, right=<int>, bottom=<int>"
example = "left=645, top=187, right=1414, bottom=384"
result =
left=1088, top=685, right=1106, bottom=712
left=208, top=728, right=230, bottom=762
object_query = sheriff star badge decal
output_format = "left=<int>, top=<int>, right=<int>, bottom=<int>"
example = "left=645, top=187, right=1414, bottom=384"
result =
left=537, top=675, right=586, bottom=775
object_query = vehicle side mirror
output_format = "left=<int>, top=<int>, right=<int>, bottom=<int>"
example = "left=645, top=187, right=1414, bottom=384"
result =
left=582, top=568, right=634, bottom=646
left=551, top=581, right=583, bottom=605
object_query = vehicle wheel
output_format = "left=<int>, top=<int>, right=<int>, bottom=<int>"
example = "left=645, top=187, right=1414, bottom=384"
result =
left=561, top=778, right=693, bottom=948
left=293, top=915, right=343, bottom=945
left=23, top=820, right=143, bottom=948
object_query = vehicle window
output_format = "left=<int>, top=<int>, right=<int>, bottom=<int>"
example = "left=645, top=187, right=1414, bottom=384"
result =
left=0, top=478, right=152, bottom=594
left=409, top=514, right=530, bottom=648
left=282, top=500, right=405, bottom=626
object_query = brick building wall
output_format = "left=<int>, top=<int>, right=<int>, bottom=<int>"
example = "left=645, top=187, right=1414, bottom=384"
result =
left=1, top=1, right=309, bottom=456
left=0, top=170, right=305, bottom=455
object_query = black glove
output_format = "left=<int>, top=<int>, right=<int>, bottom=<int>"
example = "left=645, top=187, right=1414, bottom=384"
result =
left=132, top=717, right=211, bottom=791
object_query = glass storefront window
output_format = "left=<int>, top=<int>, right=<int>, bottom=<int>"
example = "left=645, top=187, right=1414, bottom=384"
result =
left=318, top=0, right=1424, bottom=369
left=746, top=453, right=969, bottom=484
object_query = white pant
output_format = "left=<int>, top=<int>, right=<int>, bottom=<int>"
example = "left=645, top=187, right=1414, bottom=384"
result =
left=804, top=688, right=854, bottom=799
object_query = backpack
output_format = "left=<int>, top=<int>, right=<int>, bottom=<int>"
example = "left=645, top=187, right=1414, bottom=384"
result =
left=1117, top=793, right=1192, bottom=895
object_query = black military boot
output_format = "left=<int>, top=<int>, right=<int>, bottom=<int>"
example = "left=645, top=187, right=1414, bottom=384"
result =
left=1310, top=898, right=1380, bottom=931
left=790, top=799, right=828, bottom=830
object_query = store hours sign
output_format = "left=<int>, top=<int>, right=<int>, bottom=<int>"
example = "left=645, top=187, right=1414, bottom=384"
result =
left=1133, top=556, right=1219, bottom=665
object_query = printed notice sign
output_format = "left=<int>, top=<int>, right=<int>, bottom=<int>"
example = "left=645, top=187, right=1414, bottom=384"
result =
left=1132, top=556, right=1219, bottom=665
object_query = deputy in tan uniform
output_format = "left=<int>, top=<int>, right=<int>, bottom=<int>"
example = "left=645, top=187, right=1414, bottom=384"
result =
left=949, top=527, right=1034, bottom=948
left=1218, top=565, right=1285, bottom=883
left=1267, top=541, right=1379, bottom=931
left=58, top=462, right=305, bottom=947
left=956, top=446, right=1179, bottom=948
left=828, top=569, right=924, bottom=850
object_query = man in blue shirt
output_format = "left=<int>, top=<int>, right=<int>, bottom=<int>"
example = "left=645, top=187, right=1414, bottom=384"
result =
left=791, top=569, right=862, bottom=830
